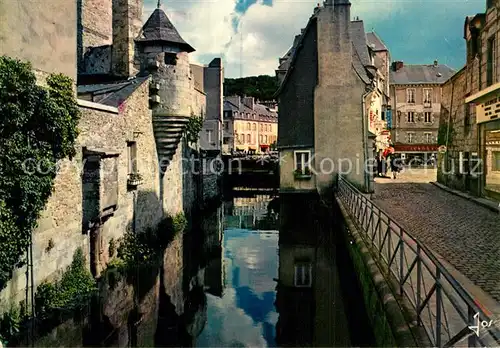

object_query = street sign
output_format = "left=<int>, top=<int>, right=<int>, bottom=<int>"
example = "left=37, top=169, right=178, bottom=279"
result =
left=438, top=145, right=447, bottom=153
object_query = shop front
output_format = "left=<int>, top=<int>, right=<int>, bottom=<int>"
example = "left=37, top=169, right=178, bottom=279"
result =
left=466, top=83, right=500, bottom=202
left=393, top=144, right=438, bottom=165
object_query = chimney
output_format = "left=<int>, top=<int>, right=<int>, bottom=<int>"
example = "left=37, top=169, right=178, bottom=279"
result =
left=243, top=97, right=255, bottom=110
left=112, top=0, right=142, bottom=78
left=433, top=59, right=438, bottom=67
left=392, top=61, right=404, bottom=71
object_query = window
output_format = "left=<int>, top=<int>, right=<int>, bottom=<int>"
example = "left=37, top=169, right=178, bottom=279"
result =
left=424, top=132, right=432, bottom=143
left=252, top=123, right=256, bottom=131
left=406, top=88, right=415, bottom=103
left=253, top=114, right=256, bottom=119
left=246, top=113, right=250, bottom=118
left=492, top=151, right=500, bottom=171
left=381, top=111, right=385, bottom=121
left=259, top=134, right=263, bottom=143
left=246, top=122, right=250, bottom=131
left=294, top=150, right=311, bottom=174
left=260, top=123, right=263, bottom=131
left=407, top=111, right=415, bottom=123
left=246, top=134, right=250, bottom=143
left=407, top=132, right=414, bottom=143
left=206, top=130, right=213, bottom=143
left=424, top=112, right=432, bottom=123
left=423, top=88, right=432, bottom=104
left=224, top=121, right=229, bottom=130
left=127, top=142, right=137, bottom=174
left=487, top=35, right=496, bottom=87
left=164, top=53, right=177, bottom=65
left=264, top=135, right=268, bottom=143
left=294, top=262, right=312, bottom=287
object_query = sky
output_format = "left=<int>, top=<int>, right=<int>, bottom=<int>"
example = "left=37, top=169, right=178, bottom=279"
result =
left=144, top=0, right=486, bottom=78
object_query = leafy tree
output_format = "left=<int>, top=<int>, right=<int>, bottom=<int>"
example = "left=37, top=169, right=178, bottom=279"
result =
left=0, top=56, right=80, bottom=290
left=224, top=75, right=279, bottom=101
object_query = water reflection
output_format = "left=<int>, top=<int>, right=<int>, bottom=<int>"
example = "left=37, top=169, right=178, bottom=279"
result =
left=196, top=194, right=279, bottom=347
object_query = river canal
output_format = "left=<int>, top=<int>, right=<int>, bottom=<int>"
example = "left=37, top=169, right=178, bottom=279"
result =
left=196, top=196, right=279, bottom=346
left=13, top=192, right=374, bottom=347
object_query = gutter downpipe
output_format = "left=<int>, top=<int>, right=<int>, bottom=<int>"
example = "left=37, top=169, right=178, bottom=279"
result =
left=362, top=86, right=374, bottom=193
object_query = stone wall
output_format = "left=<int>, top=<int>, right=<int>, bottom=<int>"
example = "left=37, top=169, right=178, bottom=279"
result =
left=144, top=49, right=193, bottom=118
left=0, top=79, right=163, bottom=307
left=314, top=5, right=368, bottom=193
left=0, top=0, right=77, bottom=79
left=437, top=67, right=481, bottom=194
left=111, top=0, right=142, bottom=78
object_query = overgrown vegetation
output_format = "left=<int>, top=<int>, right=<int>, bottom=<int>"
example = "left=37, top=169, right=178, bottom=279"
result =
left=224, top=75, right=279, bottom=101
left=185, top=114, right=203, bottom=145
left=0, top=305, right=24, bottom=345
left=0, top=56, right=80, bottom=290
left=34, top=248, right=96, bottom=318
left=438, top=121, right=455, bottom=146
left=114, top=213, right=187, bottom=268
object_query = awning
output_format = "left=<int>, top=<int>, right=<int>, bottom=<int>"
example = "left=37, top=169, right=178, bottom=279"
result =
left=260, top=144, right=269, bottom=148
left=394, top=144, right=438, bottom=152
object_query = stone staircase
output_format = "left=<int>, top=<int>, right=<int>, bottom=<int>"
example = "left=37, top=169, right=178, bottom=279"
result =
left=152, top=115, right=189, bottom=167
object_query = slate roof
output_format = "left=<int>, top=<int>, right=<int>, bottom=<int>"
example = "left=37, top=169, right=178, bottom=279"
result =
left=224, top=98, right=277, bottom=118
left=389, top=64, right=456, bottom=85
left=366, top=32, right=387, bottom=51
left=276, top=16, right=375, bottom=96
left=77, top=76, right=150, bottom=107
left=136, top=8, right=195, bottom=52
left=350, top=21, right=371, bottom=66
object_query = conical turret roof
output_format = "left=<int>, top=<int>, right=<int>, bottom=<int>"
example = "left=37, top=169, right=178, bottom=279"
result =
left=136, top=8, right=195, bottom=52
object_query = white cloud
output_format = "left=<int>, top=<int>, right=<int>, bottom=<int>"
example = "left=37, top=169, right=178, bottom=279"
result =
left=142, top=0, right=407, bottom=77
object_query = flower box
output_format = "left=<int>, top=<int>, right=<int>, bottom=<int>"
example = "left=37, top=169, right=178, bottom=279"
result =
left=127, top=173, right=144, bottom=187
left=293, top=168, right=312, bottom=180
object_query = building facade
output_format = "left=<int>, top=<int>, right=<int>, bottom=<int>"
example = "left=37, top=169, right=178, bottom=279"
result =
left=222, top=96, right=278, bottom=154
left=276, top=0, right=384, bottom=196
left=365, top=32, right=391, bottom=155
left=389, top=61, right=455, bottom=163
left=437, top=1, right=500, bottom=203
left=0, top=0, right=222, bottom=312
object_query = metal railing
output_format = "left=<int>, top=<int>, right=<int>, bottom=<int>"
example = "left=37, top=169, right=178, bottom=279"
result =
left=336, top=174, right=500, bottom=347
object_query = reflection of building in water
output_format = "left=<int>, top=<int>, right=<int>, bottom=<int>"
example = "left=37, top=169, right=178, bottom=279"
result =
left=224, top=195, right=278, bottom=230
left=276, top=192, right=350, bottom=346
left=201, top=206, right=225, bottom=298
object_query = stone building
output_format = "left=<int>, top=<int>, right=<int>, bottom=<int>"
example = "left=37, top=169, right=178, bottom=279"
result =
left=223, top=96, right=278, bottom=154
left=192, top=59, right=225, bottom=152
left=275, top=0, right=384, bottom=196
left=365, top=31, right=392, bottom=155
left=0, top=0, right=222, bottom=314
left=437, top=2, right=500, bottom=203
left=389, top=61, right=455, bottom=163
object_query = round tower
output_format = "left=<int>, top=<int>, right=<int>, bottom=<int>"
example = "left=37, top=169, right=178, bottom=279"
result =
left=135, top=3, right=196, bottom=162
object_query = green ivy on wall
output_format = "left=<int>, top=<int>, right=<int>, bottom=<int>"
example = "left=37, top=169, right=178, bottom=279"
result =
left=184, top=114, right=203, bottom=145
left=437, top=121, right=454, bottom=146
left=115, top=213, right=187, bottom=268
left=0, top=56, right=80, bottom=290
left=34, top=248, right=96, bottom=317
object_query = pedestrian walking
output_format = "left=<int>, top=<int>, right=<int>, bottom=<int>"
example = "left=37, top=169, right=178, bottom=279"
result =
left=389, top=154, right=402, bottom=179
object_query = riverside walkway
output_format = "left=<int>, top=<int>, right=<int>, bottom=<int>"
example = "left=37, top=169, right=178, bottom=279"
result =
left=337, top=168, right=500, bottom=347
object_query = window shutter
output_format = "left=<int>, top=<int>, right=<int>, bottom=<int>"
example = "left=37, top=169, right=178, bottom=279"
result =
left=431, top=113, right=435, bottom=123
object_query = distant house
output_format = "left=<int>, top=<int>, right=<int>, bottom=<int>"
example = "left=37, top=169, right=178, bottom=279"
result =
left=389, top=61, right=455, bottom=163
left=223, top=96, right=278, bottom=154
left=275, top=0, right=385, bottom=196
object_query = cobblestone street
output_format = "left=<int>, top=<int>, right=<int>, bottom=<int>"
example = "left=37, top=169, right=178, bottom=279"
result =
left=372, top=167, right=500, bottom=303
